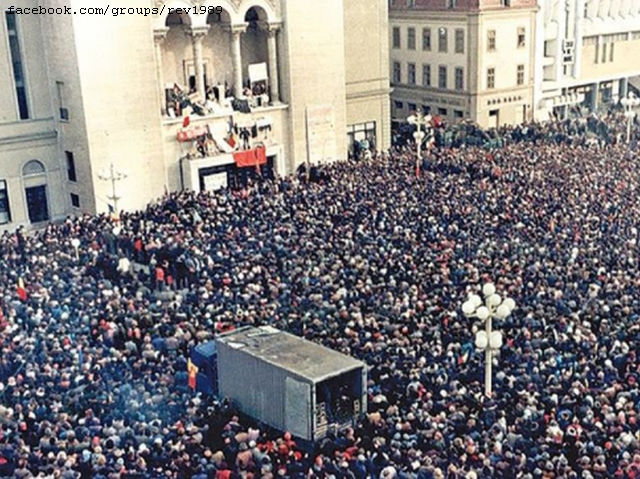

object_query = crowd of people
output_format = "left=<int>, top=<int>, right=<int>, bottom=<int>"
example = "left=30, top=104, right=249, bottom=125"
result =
left=1, top=109, right=640, bottom=478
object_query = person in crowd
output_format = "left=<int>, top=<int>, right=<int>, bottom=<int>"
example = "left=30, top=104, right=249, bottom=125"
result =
left=0, top=108, right=639, bottom=478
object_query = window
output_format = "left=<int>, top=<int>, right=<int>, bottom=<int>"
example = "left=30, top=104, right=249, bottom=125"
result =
left=422, top=28, right=431, bottom=51
left=447, top=0, right=456, bottom=7
left=517, top=27, right=526, bottom=48
left=455, top=29, right=465, bottom=53
left=488, top=30, right=496, bottom=51
left=455, top=67, right=464, bottom=90
left=454, top=110, right=464, bottom=119
left=0, top=180, right=10, bottom=225
left=56, top=81, right=69, bottom=121
left=70, top=193, right=80, bottom=208
left=5, top=12, right=29, bottom=120
left=408, top=103, right=417, bottom=111
left=517, top=64, right=525, bottom=85
left=407, top=27, right=416, bottom=50
left=408, top=63, right=416, bottom=85
left=438, top=27, right=448, bottom=52
left=422, top=64, right=431, bottom=87
left=66, top=151, right=77, bottom=182
left=393, top=62, right=401, bottom=83
left=394, top=100, right=404, bottom=109
left=438, top=66, right=447, bottom=89
left=393, top=27, right=401, bottom=49
left=487, top=67, right=496, bottom=89
left=601, top=43, right=607, bottom=63
left=422, top=105, right=431, bottom=115
left=438, top=107, right=448, bottom=116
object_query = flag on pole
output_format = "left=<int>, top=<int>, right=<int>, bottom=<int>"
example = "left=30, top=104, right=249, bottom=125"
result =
left=187, top=358, right=199, bottom=390
left=17, top=277, right=27, bottom=301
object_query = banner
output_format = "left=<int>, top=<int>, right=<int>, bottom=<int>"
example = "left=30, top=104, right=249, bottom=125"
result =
left=306, top=105, right=337, bottom=164
left=249, top=62, right=268, bottom=82
left=233, top=147, right=267, bottom=168
left=177, top=126, right=208, bottom=142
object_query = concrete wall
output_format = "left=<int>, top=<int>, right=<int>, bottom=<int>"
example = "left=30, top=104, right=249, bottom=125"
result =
left=344, top=0, right=392, bottom=152
left=69, top=0, right=166, bottom=214
left=280, top=0, right=347, bottom=170
left=580, top=37, right=640, bottom=82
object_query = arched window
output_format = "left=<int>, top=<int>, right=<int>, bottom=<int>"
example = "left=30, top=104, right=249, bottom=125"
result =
left=22, top=160, right=46, bottom=176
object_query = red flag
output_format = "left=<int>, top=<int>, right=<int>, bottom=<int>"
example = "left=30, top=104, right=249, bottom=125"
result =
left=182, top=115, right=190, bottom=128
left=17, top=277, right=27, bottom=301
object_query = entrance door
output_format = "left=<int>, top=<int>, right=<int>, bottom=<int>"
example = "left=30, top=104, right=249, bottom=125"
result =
left=488, top=109, right=500, bottom=128
left=25, top=185, right=49, bottom=223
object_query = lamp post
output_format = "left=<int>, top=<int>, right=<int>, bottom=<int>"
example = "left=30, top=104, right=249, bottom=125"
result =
left=98, top=163, right=128, bottom=215
left=70, top=238, right=80, bottom=261
left=621, top=92, right=640, bottom=144
left=461, top=283, right=516, bottom=397
left=407, top=111, right=433, bottom=177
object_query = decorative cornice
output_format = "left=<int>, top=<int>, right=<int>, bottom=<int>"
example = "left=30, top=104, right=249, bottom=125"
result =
left=224, top=22, right=248, bottom=34
left=190, top=25, right=210, bottom=38
left=267, top=21, right=283, bottom=33
left=153, top=27, right=169, bottom=42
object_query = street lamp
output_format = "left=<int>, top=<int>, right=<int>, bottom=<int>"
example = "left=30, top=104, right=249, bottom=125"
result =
left=621, top=92, right=640, bottom=143
left=98, top=163, right=128, bottom=215
left=70, top=238, right=80, bottom=261
left=461, top=283, right=516, bottom=397
left=407, top=111, right=433, bottom=177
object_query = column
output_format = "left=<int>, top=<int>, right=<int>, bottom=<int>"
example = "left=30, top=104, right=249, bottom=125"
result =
left=154, top=28, right=169, bottom=115
left=190, top=26, right=210, bottom=99
left=589, top=82, right=599, bottom=111
left=229, top=24, right=247, bottom=98
left=267, top=22, right=282, bottom=104
left=620, top=77, right=629, bottom=100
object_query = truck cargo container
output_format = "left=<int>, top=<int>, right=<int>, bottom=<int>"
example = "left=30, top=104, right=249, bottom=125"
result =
left=216, top=326, right=367, bottom=441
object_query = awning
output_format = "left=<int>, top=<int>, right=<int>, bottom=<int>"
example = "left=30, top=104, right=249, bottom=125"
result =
left=233, top=147, right=266, bottom=168
left=552, top=92, right=585, bottom=106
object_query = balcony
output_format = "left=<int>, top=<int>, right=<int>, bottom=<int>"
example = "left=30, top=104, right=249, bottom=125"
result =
left=161, top=99, right=288, bottom=191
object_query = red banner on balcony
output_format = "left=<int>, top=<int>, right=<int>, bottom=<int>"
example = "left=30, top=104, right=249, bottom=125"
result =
left=177, top=126, right=208, bottom=142
left=233, top=147, right=267, bottom=168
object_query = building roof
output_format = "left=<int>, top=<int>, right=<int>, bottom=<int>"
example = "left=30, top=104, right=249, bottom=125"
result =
left=216, top=326, right=366, bottom=383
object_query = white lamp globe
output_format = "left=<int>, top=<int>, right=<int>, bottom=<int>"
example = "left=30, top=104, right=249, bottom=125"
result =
left=71, top=238, right=80, bottom=248
left=407, top=115, right=417, bottom=124
left=488, top=294, right=502, bottom=307
left=469, top=294, right=482, bottom=308
left=496, top=304, right=511, bottom=319
left=483, top=283, right=496, bottom=297
left=476, top=306, right=490, bottom=321
left=490, top=331, right=503, bottom=349
left=475, top=331, right=488, bottom=349
left=503, top=297, right=516, bottom=312
left=462, top=300, right=476, bottom=316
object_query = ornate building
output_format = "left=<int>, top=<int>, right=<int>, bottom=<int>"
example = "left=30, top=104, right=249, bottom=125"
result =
left=0, top=0, right=390, bottom=229
left=389, top=0, right=539, bottom=129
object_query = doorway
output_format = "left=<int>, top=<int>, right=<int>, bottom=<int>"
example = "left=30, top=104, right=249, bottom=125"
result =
left=25, top=185, right=49, bottom=223
left=488, top=109, right=500, bottom=128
